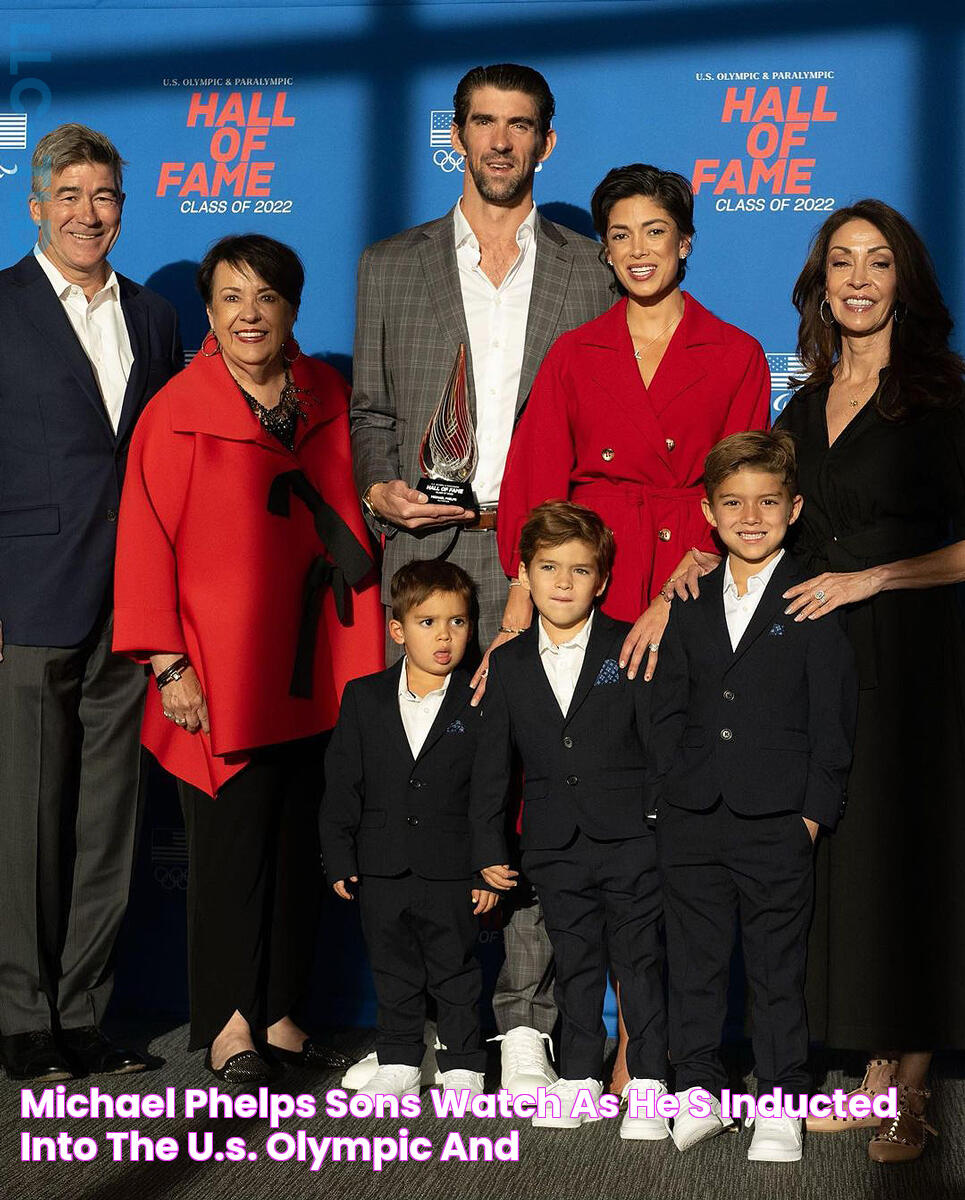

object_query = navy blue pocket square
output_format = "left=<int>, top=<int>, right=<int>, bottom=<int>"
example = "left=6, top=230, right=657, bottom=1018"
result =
left=446, top=720, right=466, bottom=734
left=594, top=658, right=621, bottom=686
left=768, top=623, right=785, bottom=637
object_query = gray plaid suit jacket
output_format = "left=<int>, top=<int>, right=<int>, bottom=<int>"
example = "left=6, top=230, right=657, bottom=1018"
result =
left=351, top=210, right=616, bottom=607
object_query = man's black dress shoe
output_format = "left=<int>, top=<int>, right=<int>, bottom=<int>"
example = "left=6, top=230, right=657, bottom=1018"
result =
left=204, top=1047, right=273, bottom=1085
left=266, top=1038, right=355, bottom=1071
left=60, top=1026, right=146, bottom=1075
left=2, top=1030, right=73, bottom=1082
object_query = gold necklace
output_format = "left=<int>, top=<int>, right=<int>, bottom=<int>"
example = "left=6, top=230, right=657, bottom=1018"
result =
left=632, top=314, right=680, bottom=360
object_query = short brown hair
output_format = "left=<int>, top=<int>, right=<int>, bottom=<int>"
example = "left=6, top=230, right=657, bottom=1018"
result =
left=31, top=123, right=125, bottom=196
left=703, top=430, right=798, bottom=500
left=519, top=501, right=615, bottom=577
left=390, top=559, right=476, bottom=622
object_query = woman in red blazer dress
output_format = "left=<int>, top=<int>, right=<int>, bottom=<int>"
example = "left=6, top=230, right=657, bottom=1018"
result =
left=114, top=236, right=383, bottom=1082
left=494, top=165, right=770, bottom=1093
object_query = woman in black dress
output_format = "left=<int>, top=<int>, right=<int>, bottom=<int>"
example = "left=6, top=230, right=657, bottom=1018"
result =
left=777, top=199, right=965, bottom=1163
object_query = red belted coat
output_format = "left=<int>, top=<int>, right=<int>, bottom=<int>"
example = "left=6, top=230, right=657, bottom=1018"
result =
left=497, top=293, right=771, bottom=620
left=113, top=350, right=384, bottom=796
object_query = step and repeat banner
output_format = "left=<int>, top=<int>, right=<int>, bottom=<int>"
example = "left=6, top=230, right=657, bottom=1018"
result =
left=1, top=0, right=961, bottom=1028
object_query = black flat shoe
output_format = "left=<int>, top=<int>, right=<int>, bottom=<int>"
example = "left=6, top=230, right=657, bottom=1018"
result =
left=204, top=1047, right=273, bottom=1085
left=2, top=1030, right=73, bottom=1082
left=60, top=1026, right=146, bottom=1075
left=266, top=1038, right=355, bottom=1071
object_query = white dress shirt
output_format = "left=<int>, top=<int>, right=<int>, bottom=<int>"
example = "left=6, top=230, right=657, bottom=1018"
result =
left=722, top=550, right=785, bottom=651
left=537, top=609, right=595, bottom=717
left=398, top=660, right=451, bottom=758
left=453, top=200, right=537, bottom=505
left=34, top=244, right=134, bottom=434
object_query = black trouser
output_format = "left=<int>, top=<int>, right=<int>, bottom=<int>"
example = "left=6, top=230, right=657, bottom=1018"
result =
left=523, top=828, right=666, bottom=1082
left=658, top=799, right=814, bottom=1096
left=358, top=872, right=485, bottom=1073
left=177, top=734, right=326, bottom=1050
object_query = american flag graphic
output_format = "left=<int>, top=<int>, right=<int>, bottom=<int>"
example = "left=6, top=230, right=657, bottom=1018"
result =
left=766, top=352, right=804, bottom=392
left=0, top=112, right=27, bottom=150
left=429, top=109, right=455, bottom=147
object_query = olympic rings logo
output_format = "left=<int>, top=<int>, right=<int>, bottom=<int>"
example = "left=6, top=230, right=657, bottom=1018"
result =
left=433, top=149, right=464, bottom=173
left=153, top=864, right=188, bottom=890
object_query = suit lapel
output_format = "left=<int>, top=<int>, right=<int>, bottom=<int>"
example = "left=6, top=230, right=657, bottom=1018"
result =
left=415, top=673, right=472, bottom=763
left=417, top=219, right=476, bottom=421
left=515, top=218, right=572, bottom=413
left=564, top=611, right=619, bottom=724
left=115, top=276, right=149, bottom=446
left=513, top=624, right=565, bottom=721
left=381, top=661, right=415, bottom=766
left=727, top=554, right=797, bottom=669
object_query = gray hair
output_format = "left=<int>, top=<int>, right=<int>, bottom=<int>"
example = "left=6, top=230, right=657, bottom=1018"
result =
left=31, top=123, right=125, bottom=196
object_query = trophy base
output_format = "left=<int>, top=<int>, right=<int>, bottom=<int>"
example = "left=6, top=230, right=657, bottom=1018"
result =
left=417, top=476, right=477, bottom=510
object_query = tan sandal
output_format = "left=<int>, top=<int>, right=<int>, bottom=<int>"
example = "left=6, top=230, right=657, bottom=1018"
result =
left=868, top=1083, right=937, bottom=1164
left=806, top=1057, right=898, bottom=1132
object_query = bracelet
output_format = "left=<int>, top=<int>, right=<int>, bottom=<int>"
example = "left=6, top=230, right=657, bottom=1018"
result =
left=361, top=481, right=391, bottom=520
left=155, top=655, right=190, bottom=691
left=498, top=625, right=526, bottom=636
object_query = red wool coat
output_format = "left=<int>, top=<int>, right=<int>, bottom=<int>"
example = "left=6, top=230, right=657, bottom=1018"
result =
left=497, top=293, right=771, bottom=620
left=114, top=351, right=384, bottom=796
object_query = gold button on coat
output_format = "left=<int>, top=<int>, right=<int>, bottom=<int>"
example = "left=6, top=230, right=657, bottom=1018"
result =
left=658, top=528, right=671, bottom=541
left=601, top=448, right=614, bottom=461
left=665, top=437, right=675, bottom=451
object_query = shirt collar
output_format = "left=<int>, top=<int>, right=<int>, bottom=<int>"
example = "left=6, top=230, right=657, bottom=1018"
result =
left=398, top=657, right=453, bottom=702
left=33, top=242, right=119, bottom=302
left=538, top=608, right=595, bottom=656
left=452, top=199, right=538, bottom=251
left=722, top=548, right=785, bottom=599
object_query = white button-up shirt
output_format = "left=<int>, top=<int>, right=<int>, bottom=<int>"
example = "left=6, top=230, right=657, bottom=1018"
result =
left=453, top=200, right=536, bottom=505
left=398, top=660, right=451, bottom=758
left=34, top=244, right=134, bottom=434
left=722, top=550, right=785, bottom=651
left=538, top=610, right=594, bottom=717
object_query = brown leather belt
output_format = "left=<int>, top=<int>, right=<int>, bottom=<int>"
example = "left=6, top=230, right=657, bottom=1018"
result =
left=464, top=506, right=498, bottom=532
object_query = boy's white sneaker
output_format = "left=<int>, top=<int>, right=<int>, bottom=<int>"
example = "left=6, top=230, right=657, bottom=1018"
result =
left=492, top=1026, right=557, bottom=1097
left=619, top=1078, right=672, bottom=1140
left=532, top=1077, right=604, bottom=1129
left=670, top=1087, right=735, bottom=1152
left=341, top=1025, right=442, bottom=1090
left=440, top=1069, right=486, bottom=1099
left=747, top=1114, right=803, bottom=1162
left=355, top=1063, right=422, bottom=1099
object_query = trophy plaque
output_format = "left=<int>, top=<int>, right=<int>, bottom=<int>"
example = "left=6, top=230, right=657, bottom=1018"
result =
left=416, top=343, right=478, bottom=509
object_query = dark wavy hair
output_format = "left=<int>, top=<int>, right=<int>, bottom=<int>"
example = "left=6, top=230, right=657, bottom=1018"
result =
left=590, top=163, right=695, bottom=285
left=793, top=199, right=965, bottom=418
left=453, top=64, right=555, bottom=146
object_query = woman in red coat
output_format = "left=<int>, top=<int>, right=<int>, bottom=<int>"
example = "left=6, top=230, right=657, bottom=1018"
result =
left=114, top=235, right=383, bottom=1082
left=492, top=164, right=770, bottom=1093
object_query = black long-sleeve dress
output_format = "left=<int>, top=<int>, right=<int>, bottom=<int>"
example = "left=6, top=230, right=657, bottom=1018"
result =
left=777, top=380, right=965, bottom=1050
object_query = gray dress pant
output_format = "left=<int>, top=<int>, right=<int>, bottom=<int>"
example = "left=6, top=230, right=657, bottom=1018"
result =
left=0, top=612, right=146, bottom=1034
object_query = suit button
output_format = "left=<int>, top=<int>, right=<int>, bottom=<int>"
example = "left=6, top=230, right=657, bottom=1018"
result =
left=601, top=448, right=614, bottom=461
left=657, top=528, right=671, bottom=542
left=408, top=779, right=423, bottom=789
left=723, top=690, right=735, bottom=701
left=665, top=438, right=675, bottom=451
left=566, top=775, right=579, bottom=786
left=407, top=816, right=419, bottom=826
left=106, top=508, right=118, bottom=522
left=720, top=728, right=733, bottom=741
left=562, top=736, right=573, bottom=749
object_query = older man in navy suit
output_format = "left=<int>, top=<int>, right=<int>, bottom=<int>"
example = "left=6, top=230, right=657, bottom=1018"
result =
left=0, top=124, right=182, bottom=1081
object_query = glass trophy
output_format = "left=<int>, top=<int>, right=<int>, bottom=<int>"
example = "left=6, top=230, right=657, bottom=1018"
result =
left=416, top=342, right=478, bottom=509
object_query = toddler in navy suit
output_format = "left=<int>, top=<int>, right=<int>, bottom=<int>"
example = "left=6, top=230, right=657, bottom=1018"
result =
left=321, top=559, right=504, bottom=1101
left=649, top=430, right=857, bottom=1162
left=474, top=501, right=667, bottom=1137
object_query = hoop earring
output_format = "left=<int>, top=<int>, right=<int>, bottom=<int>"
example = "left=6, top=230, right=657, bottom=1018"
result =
left=201, top=330, right=221, bottom=357
left=282, top=335, right=301, bottom=366
left=893, top=301, right=905, bottom=325
left=819, top=299, right=835, bottom=328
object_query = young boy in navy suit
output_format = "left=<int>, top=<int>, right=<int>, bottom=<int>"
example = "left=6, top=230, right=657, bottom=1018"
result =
left=474, top=501, right=667, bottom=1137
left=320, top=559, right=502, bottom=1100
left=649, top=430, right=858, bottom=1162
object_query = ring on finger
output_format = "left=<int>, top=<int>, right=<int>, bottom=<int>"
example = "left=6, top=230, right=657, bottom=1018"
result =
left=648, top=642, right=660, bottom=653
left=480, top=668, right=489, bottom=678
left=814, top=589, right=827, bottom=602
left=163, top=710, right=175, bottom=720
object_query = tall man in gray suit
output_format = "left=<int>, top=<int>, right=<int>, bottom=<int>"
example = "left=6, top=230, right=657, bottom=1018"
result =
left=0, top=125, right=182, bottom=1081
left=350, top=63, right=614, bottom=1093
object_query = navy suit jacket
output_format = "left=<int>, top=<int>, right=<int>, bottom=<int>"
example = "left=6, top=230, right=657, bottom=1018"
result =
left=320, top=663, right=506, bottom=883
left=647, top=552, right=858, bottom=829
left=472, top=610, right=653, bottom=858
left=0, top=251, right=182, bottom=646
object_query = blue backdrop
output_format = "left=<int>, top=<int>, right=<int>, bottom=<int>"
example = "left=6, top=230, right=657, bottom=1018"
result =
left=1, top=0, right=961, bottom=1030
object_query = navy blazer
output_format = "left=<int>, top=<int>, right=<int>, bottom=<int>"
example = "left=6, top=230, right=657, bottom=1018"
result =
left=648, top=552, right=858, bottom=829
left=0, top=252, right=182, bottom=646
left=472, top=609, right=652, bottom=859
left=320, top=663, right=505, bottom=883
